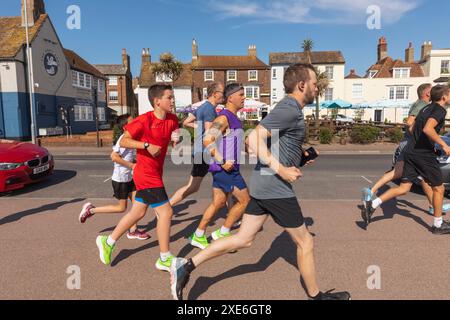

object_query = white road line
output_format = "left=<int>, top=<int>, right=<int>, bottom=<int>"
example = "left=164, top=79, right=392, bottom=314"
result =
left=361, top=176, right=373, bottom=184
left=89, top=175, right=111, bottom=178
left=103, top=177, right=112, bottom=183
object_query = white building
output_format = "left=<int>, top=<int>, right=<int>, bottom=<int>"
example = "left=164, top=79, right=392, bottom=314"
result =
left=136, top=49, right=192, bottom=114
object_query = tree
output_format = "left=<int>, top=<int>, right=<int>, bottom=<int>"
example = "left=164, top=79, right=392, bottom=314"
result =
left=151, top=52, right=183, bottom=83
left=302, top=39, right=314, bottom=64
left=315, top=68, right=330, bottom=127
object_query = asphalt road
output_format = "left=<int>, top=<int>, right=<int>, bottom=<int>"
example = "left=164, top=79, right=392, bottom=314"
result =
left=0, top=155, right=449, bottom=300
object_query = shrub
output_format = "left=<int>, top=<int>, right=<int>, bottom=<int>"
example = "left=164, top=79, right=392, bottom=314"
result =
left=385, top=127, right=404, bottom=143
left=350, top=126, right=381, bottom=144
left=319, top=127, right=333, bottom=144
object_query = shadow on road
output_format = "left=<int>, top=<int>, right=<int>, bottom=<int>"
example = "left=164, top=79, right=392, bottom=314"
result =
left=0, top=170, right=77, bottom=197
left=0, top=197, right=85, bottom=226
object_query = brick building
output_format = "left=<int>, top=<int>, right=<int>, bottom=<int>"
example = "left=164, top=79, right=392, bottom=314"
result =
left=191, top=39, right=270, bottom=105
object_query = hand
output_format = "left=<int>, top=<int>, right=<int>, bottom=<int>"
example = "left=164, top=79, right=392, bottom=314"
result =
left=146, top=144, right=161, bottom=158
left=303, top=149, right=319, bottom=166
left=443, top=145, right=450, bottom=156
left=171, top=130, right=181, bottom=144
left=279, top=166, right=302, bottom=183
left=221, top=160, right=235, bottom=172
left=131, top=163, right=137, bottom=170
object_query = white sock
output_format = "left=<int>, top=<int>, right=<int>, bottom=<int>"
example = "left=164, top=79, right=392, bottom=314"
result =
left=195, top=229, right=205, bottom=238
left=160, top=251, right=172, bottom=262
left=106, top=236, right=116, bottom=247
left=434, top=217, right=443, bottom=228
left=220, top=226, right=230, bottom=234
left=372, top=198, right=383, bottom=209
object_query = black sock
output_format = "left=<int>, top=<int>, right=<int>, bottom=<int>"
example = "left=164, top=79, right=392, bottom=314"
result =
left=185, top=259, right=196, bottom=273
left=311, top=292, right=323, bottom=300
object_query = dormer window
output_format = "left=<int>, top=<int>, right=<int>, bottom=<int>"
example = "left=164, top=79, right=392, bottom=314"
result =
left=156, top=73, right=173, bottom=82
left=368, top=70, right=378, bottom=78
left=393, top=68, right=410, bottom=79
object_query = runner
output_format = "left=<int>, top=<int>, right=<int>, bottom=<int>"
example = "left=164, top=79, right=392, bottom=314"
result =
left=95, top=84, right=180, bottom=270
left=79, top=114, right=150, bottom=240
left=362, top=83, right=449, bottom=217
left=188, top=83, right=250, bottom=250
left=362, top=84, right=450, bottom=235
left=169, top=82, right=224, bottom=207
left=169, top=64, right=351, bottom=300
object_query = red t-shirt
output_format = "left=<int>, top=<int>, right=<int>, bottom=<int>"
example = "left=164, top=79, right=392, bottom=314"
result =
left=125, top=111, right=179, bottom=190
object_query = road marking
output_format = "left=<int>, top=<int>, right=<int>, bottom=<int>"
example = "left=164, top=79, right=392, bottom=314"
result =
left=103, top=177, right=112, bottom=183
left=361, top=176, right=373, bottom=184
left=89, top=175, right=111, bottom=178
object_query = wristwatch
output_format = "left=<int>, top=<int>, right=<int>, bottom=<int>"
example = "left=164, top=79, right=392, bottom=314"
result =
left=218, top=158, right=226, bottom=165
left=144, top=142, right=150, bottom=149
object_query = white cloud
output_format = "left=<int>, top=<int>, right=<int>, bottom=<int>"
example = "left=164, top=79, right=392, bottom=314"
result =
left=206, top=0, right=421, bottom=25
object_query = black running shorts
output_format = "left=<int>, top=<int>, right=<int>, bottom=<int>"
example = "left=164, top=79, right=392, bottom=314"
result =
left=190, top=156, right=210, bottom=178
left=112, top=180, right=136, bottom=200
left=402, top=153, right=443, bottom=187
left=246, top=197, right=305, bottom=228
left=135, top=188, right=169, bottom=209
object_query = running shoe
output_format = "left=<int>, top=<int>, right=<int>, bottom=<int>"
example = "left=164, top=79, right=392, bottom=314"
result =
left=96, top=235, right=115, bottom=265
left=431, top=220, right=450, bottom=235
left=127, top=230, right=151, bottom=240
left=155, top=255, right=174, bottom=272
left=361, top=199, right=375, bottom=228
left=428, top=203, right=450, bottom=216
left=170, top=258, right=190, bottom=300
left=311, top=289, right=351, bottom=300
left=211, top=229, right=231, bottom=241
left=362, top=187, right=373, bottom=202
left=188, top=233, right=209, bottom=250
left=79, top=203, right=95, bottom=223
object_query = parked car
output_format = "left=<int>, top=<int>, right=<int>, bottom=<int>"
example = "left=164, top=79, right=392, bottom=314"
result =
left=436, top=134, right=450, bottom=190
left=0, top=140, right=54, bottom=193
left=335, top=114, right=355, bottom=124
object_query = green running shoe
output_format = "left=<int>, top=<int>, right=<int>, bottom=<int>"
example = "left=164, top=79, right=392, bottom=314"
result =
left=188, top=233, right=209, bottom=250
left=211, top=229, right=231, bottom=241
left=155, top=255, right=174, bottom=272
left=96, top=235, right=115, bottom=265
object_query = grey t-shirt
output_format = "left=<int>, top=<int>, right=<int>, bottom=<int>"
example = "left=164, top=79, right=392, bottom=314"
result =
left=249, top=96, right=306, bottom=199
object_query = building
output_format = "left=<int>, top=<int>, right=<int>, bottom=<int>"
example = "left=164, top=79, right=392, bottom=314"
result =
left=135, top=48, right=192, bottom=114
left=0, top=0, right=107, bottom=140
left=269, top=47, right=346, bottom=106
left=191, top=39, right=271, bottom=105
left=344, top=37, right=450, bottom=123
left=94, top=49, right=137, bottom=117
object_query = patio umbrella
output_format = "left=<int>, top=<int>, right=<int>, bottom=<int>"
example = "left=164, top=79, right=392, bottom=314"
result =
left=320, top=99, right=352, bottom=109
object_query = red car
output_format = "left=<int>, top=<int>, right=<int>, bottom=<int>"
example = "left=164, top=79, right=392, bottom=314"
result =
left=0, top=140, right=54, bottom=193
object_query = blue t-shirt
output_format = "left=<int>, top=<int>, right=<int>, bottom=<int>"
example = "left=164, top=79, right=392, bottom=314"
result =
left=192, top=101, right=217, bottom=155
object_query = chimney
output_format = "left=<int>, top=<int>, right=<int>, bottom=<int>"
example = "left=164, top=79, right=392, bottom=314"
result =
left=21, top=0, right=46, bottom=27
left=192, top=39, right=198, bottom=61
left=350, top=69, right=356, bottom=76
left=421, top=41, right=432, bottom=61
left=122, top=48, right=130, bottom=70
left=248, top=45, right=257, bottom=57
left=405, top=42, right=415, bottom=63
left=142, top=48, right=151, bottom=64
left=377, top=37, right=388, bottom=62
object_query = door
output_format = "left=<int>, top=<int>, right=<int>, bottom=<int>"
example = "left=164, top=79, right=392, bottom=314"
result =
left=0, top=92, right=4, bottom=138
left=374, top=110, right=382, bottom=123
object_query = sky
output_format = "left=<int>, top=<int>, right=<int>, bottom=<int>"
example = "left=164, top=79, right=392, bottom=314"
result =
left=2, top=0, right=449, bottom=78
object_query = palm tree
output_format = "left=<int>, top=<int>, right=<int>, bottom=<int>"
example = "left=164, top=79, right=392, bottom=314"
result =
left=152, top=52, right=183, bottom=83
left=302, top=38, right=314, bottom=64
left=315, top=68, right=330, bottom=126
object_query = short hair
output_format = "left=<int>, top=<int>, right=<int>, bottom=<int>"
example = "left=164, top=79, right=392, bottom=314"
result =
left=148, top=84, right=173, bottom=107
left=207, top=82, right=223, bottom=98
left=224, top=83, right=244, bottom=102
left=116, top=114, right=131, bottom=130
left=283, top=63, right=316, bottom=94
left=430, top=85, right=450, bottom=103
left=417, top=83, right=432, bottom=99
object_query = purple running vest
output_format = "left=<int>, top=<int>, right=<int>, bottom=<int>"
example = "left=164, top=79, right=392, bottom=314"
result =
left=209, top=109, right=243, bottom=173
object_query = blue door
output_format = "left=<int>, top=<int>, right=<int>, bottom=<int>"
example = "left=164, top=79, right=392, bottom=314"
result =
left=0, top=92, right=5, bottom=138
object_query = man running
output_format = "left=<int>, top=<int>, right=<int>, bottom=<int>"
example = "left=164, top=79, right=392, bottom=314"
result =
left=362, top=85, right=450, bottom=235
left=96, top=84, right=180, bottom=271
left=362, top=83, right=449, bottom=216
left=169, top=64, right=351, bottom=300
left=169, top=82, right=224, bottom=207
left=188, top=83, right=250, bottom=249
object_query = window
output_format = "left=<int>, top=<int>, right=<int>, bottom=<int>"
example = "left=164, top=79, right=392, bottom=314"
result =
left=97, top=107, right=106, bottom=121
left=204, top=70, right=214, bottom=81
left=352, top=84, right=363, bottom=99
left=74, top=105, right=94, bottom=121
left=85, top=75, right=91, bottom=88
left=79, top=73, right=85, bottom=87
left=202, top=88, right=208, bottom=100
left=244, top=86, right=259, bottom=99
left=248, top=70, right=258, bottom=81
left=441, top=60, right=450, bottom=75
left=389, top=86, right=410, bottom=100
left=227, top=70, right=237, bottom=81
left=368, top=70, right=378, bottom=78
left=156, top=73, right=173, bottom=82
left=393, top=68, right=410, bottom=79
left=72, top=71, right=78, bottom=86
left=108, top=76, right=118, bottom=85
left=272, top=88, right=277, bottom=99
left=272, top=68, right=277, bottom=79
left=98, top=80, right=105, bottom=93
left=72, top=71, right=92, bottom=89
left=109, top=91, right=119, bottom=102
left=325, top=88, right=333, bottom=101
left=325, top=66, right=334, bottom=80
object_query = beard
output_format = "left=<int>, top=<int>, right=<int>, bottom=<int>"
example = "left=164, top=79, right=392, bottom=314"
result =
left=305, top=90, right=316, bottom=105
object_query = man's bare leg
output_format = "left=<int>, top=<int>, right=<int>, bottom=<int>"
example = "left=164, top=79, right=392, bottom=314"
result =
left=371, top=162, right=404, bottom=196
left=222, top=188, right=250, bottom=229
left=170, top=176, right=204, bottom=207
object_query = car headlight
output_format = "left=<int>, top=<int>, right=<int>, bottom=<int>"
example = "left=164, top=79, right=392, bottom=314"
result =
left=0, top=163, right=23, bottom=170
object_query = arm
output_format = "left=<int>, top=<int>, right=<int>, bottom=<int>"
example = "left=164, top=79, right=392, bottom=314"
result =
left=203, top=116, right=234, bottom=170
left=120, top=131, right=161, bottom=158
left=423, top=118, right=450, bottom=155
left=406, top=115, right=416, bottom=130
left=248, top=125, right=301, bottom=183
left=183, top=113, right=197, bottom=129
left=110, top=151, right=135, bottom=170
